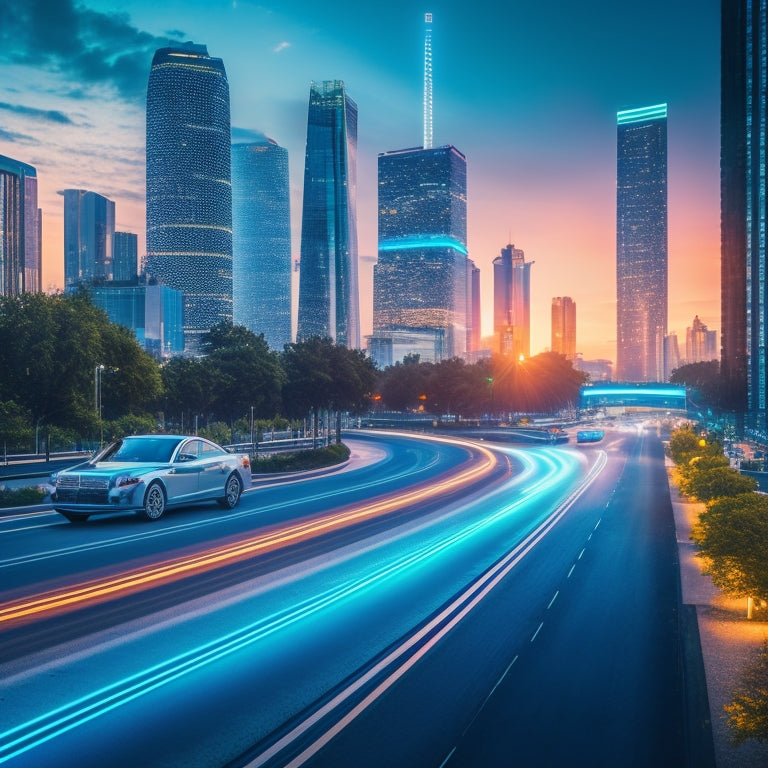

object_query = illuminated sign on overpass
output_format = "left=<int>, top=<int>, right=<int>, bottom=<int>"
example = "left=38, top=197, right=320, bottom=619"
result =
left=580, top=384, right=687, bottom=412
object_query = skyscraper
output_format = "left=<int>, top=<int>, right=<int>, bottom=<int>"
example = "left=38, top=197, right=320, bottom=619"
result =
left=112, top=231, right=138, bottom=282
left=616, top=103, right=668, bottom=383
left=0, top=154, right=40, bottom=295
left=145, top=43, right=231, bottom=354
left=297, top=80, right=360, bottom=348
left=62, top=189, right=115, bottom=288
left=493, top=244, right=532, bottom=359
left=373, top=145, right=469, bottom=359
left=232, top=139, right=291, bottom=351
left=468, top=259, right=481, bottom=357
left=686, top=315, right=718, bottom=364
left=551, top=296, right=576, bottom=360
left=721, top=0, right=763, bottom=426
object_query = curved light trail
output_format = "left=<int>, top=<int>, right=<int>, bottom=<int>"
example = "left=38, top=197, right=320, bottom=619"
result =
left=0, top=435, right=497, bottom=625
left=0, top=437, right=603, bottom=767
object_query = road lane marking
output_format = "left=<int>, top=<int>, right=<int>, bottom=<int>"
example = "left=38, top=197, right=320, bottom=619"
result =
left=547, top=591, right=559, bottom=610
left=595, top=518, right=601, bottom=530
left=578, top=548, right=585, bottom=560
left=567, top=564, right=576, bottom=578
left=530, top=622, right=544, bottom=643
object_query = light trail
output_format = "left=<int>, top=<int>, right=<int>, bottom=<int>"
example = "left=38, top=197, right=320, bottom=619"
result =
left=0, top=445, right=593, bottom=765
left=0, top=437, right=498, bottom=626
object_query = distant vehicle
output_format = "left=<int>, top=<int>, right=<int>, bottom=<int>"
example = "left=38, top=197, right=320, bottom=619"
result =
left=576, top=429, right=605, bottom=444
left=52, top=435, right=251, bottom=523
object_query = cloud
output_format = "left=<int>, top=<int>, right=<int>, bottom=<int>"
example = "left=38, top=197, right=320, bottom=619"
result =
left=0, top=101, right=74, bottom=124
left=274, top=41, right=291, bottom=53
left=0, top=0, right=183, bottom=103
left=0, top=126, right=33, bottom=142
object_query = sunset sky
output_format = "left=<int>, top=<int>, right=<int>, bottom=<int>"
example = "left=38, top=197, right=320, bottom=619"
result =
left=0, top=0, right=720, bottom=362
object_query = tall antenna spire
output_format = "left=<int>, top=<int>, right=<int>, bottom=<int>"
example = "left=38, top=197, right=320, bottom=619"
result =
left=424, top=12, right=433, bottom=149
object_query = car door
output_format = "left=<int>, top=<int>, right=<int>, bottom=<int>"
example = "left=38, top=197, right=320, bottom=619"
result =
left=197, top=440, right=229, bottom=498
left=167, top=439, right=203, bottom=502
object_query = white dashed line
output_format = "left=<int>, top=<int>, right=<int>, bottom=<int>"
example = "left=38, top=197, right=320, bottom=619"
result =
left=567, top=564, right=576, bottom=578
left=531, top=622, right=544, bottom=642
left=578, top=548, right=585, bottom=560
left=547, top=591, right=559, bottom=610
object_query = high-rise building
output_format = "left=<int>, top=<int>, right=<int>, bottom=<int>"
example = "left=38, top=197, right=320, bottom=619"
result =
left=373, top=145, right=468, bottom=360
left=297, top=80, right=359, bottom=348
left=232, top=139, right=291, bottom=351
left=493, top=244, right=532, bottom=359
left=722, top=0, right=764, bottom=427
left=685, top=315, right=719, bottom=364
left=551, top=296, right=576, bottom=360
left=616, top=103, right=668, bottom=383
left=112, top=231, right=138, bottom=282
left=0, top=154, right=40, bottom=295
left=468, top=260, right=481, bottom=357
left=145, top=42, right=232, bottom=354
left=62, top=189, right=115, bottom=288
left=664, top=332, right=681, bottom=381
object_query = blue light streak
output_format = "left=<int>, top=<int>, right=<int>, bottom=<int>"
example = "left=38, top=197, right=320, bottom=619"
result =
left=0, top=445, right=584, bottom=764
left=378, top=235, right=468, bottom=255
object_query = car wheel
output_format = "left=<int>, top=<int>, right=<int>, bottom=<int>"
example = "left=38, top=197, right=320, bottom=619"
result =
left=218, top=473, right=242, bottom=509
left=140, top=481, right=166, bottom=521
left=60, top=512, right=89, bottom=524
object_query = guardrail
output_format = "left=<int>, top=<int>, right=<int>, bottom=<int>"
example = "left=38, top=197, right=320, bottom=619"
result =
left=226, top=437, right=322, bottom=458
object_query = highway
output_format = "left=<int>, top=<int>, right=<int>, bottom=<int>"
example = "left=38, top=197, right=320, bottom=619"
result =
left=0, top=427, right=685, bottom=767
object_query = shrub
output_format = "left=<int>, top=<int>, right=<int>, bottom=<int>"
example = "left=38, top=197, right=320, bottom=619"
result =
left=252, top=443, right=350, bottom=474
left=0, top=485, right=48, bottom=507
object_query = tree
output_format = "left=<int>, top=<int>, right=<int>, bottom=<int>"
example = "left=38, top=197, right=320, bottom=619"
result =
left=692, top=492, right=768, bottom=601
left=680, top=465, right=757, bottom=503
left=670, top=361, right=720, bottom=409
left=204, top=335, right=285, bottom=425
left=0, top=400, right=32, bottom=452
left=725, top=641, right=768, bottom=745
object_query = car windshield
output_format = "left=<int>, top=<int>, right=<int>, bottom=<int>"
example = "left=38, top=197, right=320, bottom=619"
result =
left=96, top=437, right=184, bottom=464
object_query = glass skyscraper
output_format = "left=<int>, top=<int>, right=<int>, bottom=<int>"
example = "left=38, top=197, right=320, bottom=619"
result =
left=373, top=145, right=468, bottom=360
left=722, top=0, right=766, bottom=429
left=62, top=189, right=115, bottom=288
left=112, top=231, right=138, bottom=282
left=616, top=103, right=668, bottom=383
left=0, top=154, right=40, bottom=296
left=232, top=139, right=291, bottom=351
left=297, top=81, right=360, bottom=348
left=552, top=296, right=576, bottom=360
left=493, top=244, right=532, bottom=359
left=145, top=43, right=231, bottom=354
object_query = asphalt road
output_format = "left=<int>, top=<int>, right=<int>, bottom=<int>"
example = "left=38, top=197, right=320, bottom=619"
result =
left=0, top=428, right=690, bottom=768
left=283, top=427, right=686, bottom=768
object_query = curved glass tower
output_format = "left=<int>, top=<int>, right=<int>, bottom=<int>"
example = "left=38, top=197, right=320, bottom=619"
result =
left=145, top=43, right=231, bottom=354
left=232, top=139, right=291, bottom=351
left=297, top=81, right=360, bottom=348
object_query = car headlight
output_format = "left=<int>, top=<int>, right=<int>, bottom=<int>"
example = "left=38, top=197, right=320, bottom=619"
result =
left=114, top=475, right=141, bottom=488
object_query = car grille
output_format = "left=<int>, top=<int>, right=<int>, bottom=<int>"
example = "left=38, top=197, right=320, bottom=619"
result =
left=55, top=475, right=110, bottom=504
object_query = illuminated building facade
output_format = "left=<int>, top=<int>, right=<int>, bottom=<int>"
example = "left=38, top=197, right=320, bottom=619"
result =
left=232, top=139, right=291, bottom=351
left=90, top=283, right=184, bottom=357
left=297, top=81, right=360, bottom=348
left=551, top=296, right=576, bottom=360
left=145, top=43, right=231, bottom=354
left=112, top=232, right=138, bottom=282
left=0, top=154, right=40, bottom=295
left=63, top=189, right=115, bottom=288
left=468, top=259, right=481, bottom=357
left=722, top=0, right=766, bottom=429
left=493, top=244, right=532, bottom=359
left=686, top=315, right=718, bottom=364
left=373, top=145, right=468, bottom=360
left=616, top=103, right=668, bottom=383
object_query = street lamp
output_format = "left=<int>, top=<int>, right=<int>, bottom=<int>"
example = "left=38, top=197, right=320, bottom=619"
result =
left=95, top=364, right=105, bottom=447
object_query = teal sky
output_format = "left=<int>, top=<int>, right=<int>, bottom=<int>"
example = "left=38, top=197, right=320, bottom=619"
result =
left=0, top=0, right=721, bottom=361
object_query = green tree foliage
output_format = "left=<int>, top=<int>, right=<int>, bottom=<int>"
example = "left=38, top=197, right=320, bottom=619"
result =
left=377, top=357, right=433, bottom=411
left=0, top=292, right=163, bottom=435
left=692, top=493, right=768, bottom=599
left=680, top=465, right=757, bottom=503
left=669, top=427, right=722, bottom=465
left=159, top=356, right=215, bottom=428
left=202, top=322, right=285, bottom=423
left=670, top=360, right=720, bottom=407
left=0, top=400, right=33, bottom=452
left=725, top=641, right=768, bottom=745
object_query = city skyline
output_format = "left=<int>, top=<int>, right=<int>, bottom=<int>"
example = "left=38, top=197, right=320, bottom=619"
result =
left=0, top=0, right=720, bottom=362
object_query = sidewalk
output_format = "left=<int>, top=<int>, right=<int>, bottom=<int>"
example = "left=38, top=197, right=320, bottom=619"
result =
left=669, top=474, right=768, bottom=767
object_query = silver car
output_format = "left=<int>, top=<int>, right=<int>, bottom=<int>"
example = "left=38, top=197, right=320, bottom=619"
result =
left=52, top=435, right=251, bottom=523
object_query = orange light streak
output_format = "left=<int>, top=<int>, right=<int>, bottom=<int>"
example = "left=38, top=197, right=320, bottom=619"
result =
left=0, top=439, right=498, bottom=626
